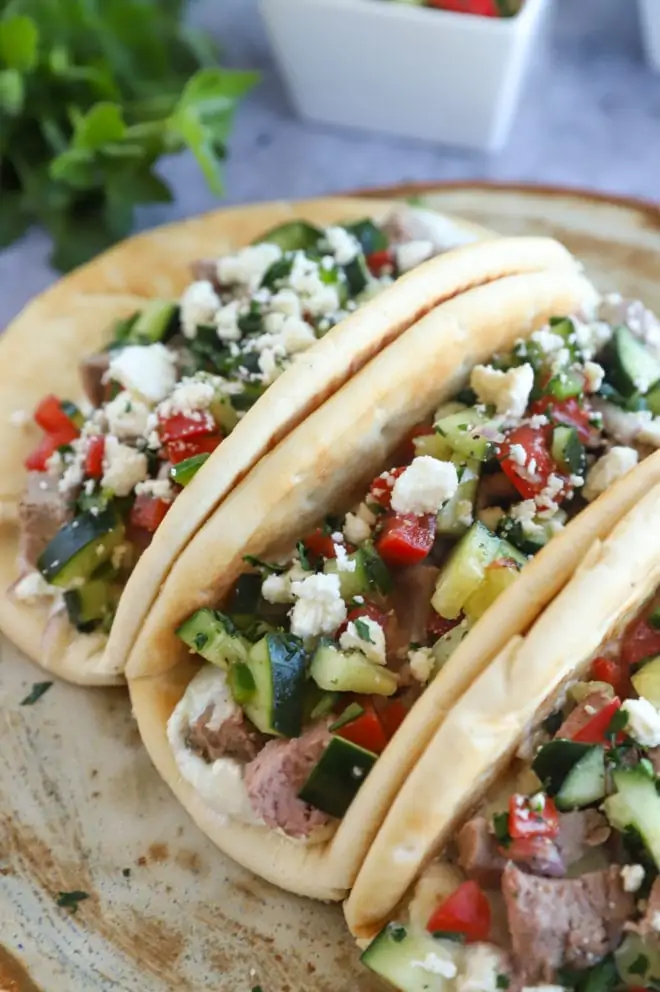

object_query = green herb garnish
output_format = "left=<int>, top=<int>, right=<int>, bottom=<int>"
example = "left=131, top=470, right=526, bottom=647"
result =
left=354, top=618, right=374, bottom=643
left=629, top=954, right=649, bottom=977
left=193, top=632, right=208, bottom=650
left=20, top=681, right=53, bottom=705
left=56, top=890, right=89, bottom=913
left=296, top=541, right=312, bottom=571
left=122, top=868, right=131, bottom=878
left=387, top=924, right=407, bottom=943
left=243, top=555, right=286, bottom=575
left=492, top=811, right=511, bottom=847
left=496, top=976, right=510, bottom=989
left=649, top=607, right=660, bottom=630
left=431, top=931, right=466, bottom=943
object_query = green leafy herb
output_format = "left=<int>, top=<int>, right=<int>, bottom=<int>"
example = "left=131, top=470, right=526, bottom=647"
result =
left=387, top=924, right=407, bottom=943
left=0, top=3, right=259, bottom=270
left=251, top=987, right=263, bottom=992
left=492, top=811, right=511, bottom=847
left=431, top=931, right=465, bottom=943
left=243, top=555, right=285, bottom=575
left=329, top=702, right=364, bottom=732
left=629, top=954, right=649, bottom=977
left=496, top=976, right=510, bottom=990
left=193, top=632, right=208, bottom=650
left=605, top=707, right=628, bottom=742
left=122, top=868, right=131, bottom=878
left=354, top=618, right=374, bottom=643
left=296, top=541, right=312, bottom=571
left=56, top=890, right=89, bottom=913
left=649, top=607, right=660, bottom=630
left=20, top=681, right=53, bottom=705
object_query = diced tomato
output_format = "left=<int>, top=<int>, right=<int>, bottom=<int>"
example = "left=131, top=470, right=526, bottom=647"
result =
left=426, top=881, right=491, bottom=942
left=571, top=696, right=621, bottom=745
left=508, top=793, right=559, bottom=840
left=498, top=424, right=563, bottom=501
left=159, top=411, right=216, bottom=444
left=166, top=433, right=222, bottom=465
left=366, top=248, right=395, bottom=276
left=33, top=394, right=79, bottom=440
left=428, top=611, right=462, bottom=640
left=529, top=396, right=595, bottom=444
left=591, top=656, right=629, bottom=698
left=24, top=431, right=73, bottom=471
left=378, top=697, right=409, bottom=739
left=427, top=0, right=499, bottom=14
left=620, top=610, right=660, bottom=669
left=129, top=494, right=171, bottom=533
left=375, top=513, right=436, bottom=568
left=336, top=701, right=388, bottom=754
left=368, top=466, right=406, bottom=510
left=84, top=436, right=105, bottom=479
left=337, top=603, right=390, bottom=638
left=303, top=528, right=338, bottom=560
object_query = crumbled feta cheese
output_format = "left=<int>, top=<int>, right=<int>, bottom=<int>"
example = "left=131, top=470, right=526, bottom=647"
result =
left=638, top=417, right=660, bottom=448
left=58, top=445, right=85, bottom=493
left=621, top=864, right=645, bottom=893
left=134, top=478, right=174, bottom=501
left=102, top=436, right=148, bottom=496
left=583, top=361, right=605, bottom=393
left=9, top=409, right=29, bottom=427
left=536, top=473, right=565, bottom=515
left=339, top=617, right=386, bottom=665
left=343, top=508, right=373, bottom=545
left=180, top=280, right=221, bottom=339
left=12, top=571, right=59, bottom=603
left=158, top=377, right=216, bottom=418
left=583, top=446, right=639, bottom=502
left=527, top=414, right=548, bottom=429
left=599, top=294, right=660, bottom=355
left=457, top=943, right=510, bottom=992
left=530, top=328, right=565, bottom=355
left=622, top=698, right=660, bottom=747
left=408, top=646, right=435, bottom=684
left=269, top=289, right=302, bottom=318
left=470, top=363, right=534, bottom=419
left=412, top=951, right=458, bottom=979
left=652, top=912, right=660, bottom=933
left=395, top=239, right=434, bottom=273
left=261, top=562, right=307, bottom=604
left=217, top=243, right=282, bottom=292
left=105, top=391, right=151, bottom=439
left=280, top=316, right=316, bottom=354
left=288, top=253, right=340, bottom=317
left=508, top=443, right=527, bottom=466
left=258, top=344, right=286, bottom=384
left=109, top=344, right=176, bottom=404
left=289, top=572, right=347, bottom=639
left=510, top=500, right=545, bottom=539
left=573, top=315, right=614, bottom=359
left=335, top=544, right=356, bottom=573
left=324, top=226, right=360, bottom=265
left=214, top=300, right=242, bottom=342
left=391, top=456, right=458, bottom=516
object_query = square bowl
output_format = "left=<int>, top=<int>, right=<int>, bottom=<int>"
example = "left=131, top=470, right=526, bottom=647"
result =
left=259, top=0, right=552, bottom=152
left=639, top=0, right=660, bottom=71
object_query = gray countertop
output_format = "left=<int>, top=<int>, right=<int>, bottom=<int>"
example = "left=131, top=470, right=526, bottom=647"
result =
left=1, top=0, right=658, bottom=326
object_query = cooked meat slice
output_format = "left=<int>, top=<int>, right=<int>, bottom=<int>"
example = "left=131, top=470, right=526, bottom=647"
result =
left=186, top=705, right=266, bottom=763
left=79, top=352, right=110, bottom=407
left=18, top=472, right=71, bottom=569
left=457, top=817, right=507, bottom=886
left=555, top=690, right=612, bottom=740
left=502, top=863, right=635, bottom=982
left=381, top=205, right=473, bottom=254
left=387, top=564, right=439, bottom=660
left=630, top=876, right=660, bottom=938
left=555, top=810, right=610, bottom=864
left=244, top=720, right=334, bottom=838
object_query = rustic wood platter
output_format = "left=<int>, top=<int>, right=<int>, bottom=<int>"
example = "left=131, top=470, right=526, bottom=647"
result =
left=2, top=183, right=660, bottom=992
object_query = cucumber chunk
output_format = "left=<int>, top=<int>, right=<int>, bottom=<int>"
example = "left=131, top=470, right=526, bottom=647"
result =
left=498, top=510, right=566, bottom=557
left=342, top=218, right=388, bottom=255
left=176, top=608, right=250, bottom=669
left=431, top=618, right=470, bottom=674
left=434, top=406, right=494, bottom=462
left=545, top=368, right=584, bottom=400
left=646, top=381, right=660, bottom=416
left=532, top=740, right=606, bottom=810
left=170, top=453, right=211, bottom=487
left=59, top=400, right=84, bottom=430
left=37, top=508, right=125, bottom=588
left=605, top=325, right=660, bottom=398
left=324, top=545, right=391, bottom=599
left=616, top=932, right=660, bottom=989
left=361, top=925, right=462, bottom=992
left=210, top=393, right=239, bottom=434
left=127, top=300, right=178, bottom=344
left=414, top=431, right=453, bottom=461
left=257, top=220, right=323, bottom=252
left=63, top=578, right=120, bottom=632
left=298, top=735, right=377, bottom=818
left=227, top=662, right=256, bottom=705
left=551, top=425, right=586, bottom=475
left=343, top=254, right=370, bottom=295
left=436, top=458, right=480, bottom=537
left=463, top=562, right=519, bottom=623
left=244, top=633, right=308, bottom=737
left=631, top=655, right=660, bottom=707
left=604, top=765, right=660, bottom=869
left=431, top=522, right=503, bottom=620
left=310, top=644, right=397, bottom=696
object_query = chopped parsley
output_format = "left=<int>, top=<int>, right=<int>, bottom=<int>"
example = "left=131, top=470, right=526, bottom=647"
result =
left=387, top=924, right=407, bottom=943
left=496, top=975, right=510, bottom=990
left=193, top=632, right=208, bottom=650
left=492, top=811, right=511, bottom=847
left=122, top=868, right=131, bottom=878
left=296, top=541, right=312, bottom=571
left=649, top=607, right=660, bottom=630
left=20, top=681, right=53, bottom=706
left=629, top=954, right=649, bottom=977
left=242, top=555, right=285, bottom=575
left=354, top=618, right=374, bottom=643
left=541, top=709, right=564, bottom=736
left=431, top=930, right=465, bottom=943
left=56, top=890, right=89, bottom=913
left=606, top=707, right=628, bottom=740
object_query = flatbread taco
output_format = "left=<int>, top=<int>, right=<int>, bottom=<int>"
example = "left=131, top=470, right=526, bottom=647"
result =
left=0, top=197, right=524, bottom=686
left=123, top=264, right=660, bottom=901
left=349, top=481, right=660, bottom=992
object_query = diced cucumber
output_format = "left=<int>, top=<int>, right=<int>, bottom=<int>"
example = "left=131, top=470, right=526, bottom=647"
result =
left=498, top=510, right=566, bottom=557
left=298, top=735, right=377, bottom=818
left=545, top=368, right=584, bottom=400
left=63, top=578, right=120, bottom=632
left=329, top=702, right=365, bottom=732
left=569, top=680, right=615, bottom=704
left=361, top=925, right=462, bottom=992
left=436, top=458, right=480, bottom=537
left=170, top=453, right=210, bottom=487
left=631, top=655, right=660, bottom=708
left=615, top=932, right=660, bottom=989
left=303, top=684, right=340, bottom=722
left=431, top=618, right=470, bottom=674
left=551, top=425, right=586, bottom=476
left=463, top=562, right=520, bottom=623
left=210, top=393, right=239, bottom=434
left=227, top=662, right=256, bottom=705
left=176, top=608, right=250, bottom=669
left=59, top=400, right=84, bottom=430
left=343, top=254, right=370, bottom=295
left=310, top=644, right=397, bottom=696
left=127, top=300, right=178, bottom=344
left=257, top=220, right=323, bottom=252
left=604, top=765, right=660, bottom=869
left=434, top=406, right=494, bottom=462
left=37, top=508, right=125, bottom=589
left=324, top=545, right=391, bottom=599
left=244, top=633, right=308, bottom=737
left=646, top=381, right=660, bottom=416
left=605, top=325, right=660, bottom=398
left=431, top=522, right=503, bottom=620
left=532, top=740, right=606, bottom=810
left=342, top=218, right=388, bottom=255
left=434, top=400, right=468, bottom=422
left=414, top=431, right=453, bottom=461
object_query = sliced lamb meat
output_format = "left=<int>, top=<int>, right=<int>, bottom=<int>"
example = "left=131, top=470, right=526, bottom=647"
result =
left=79, top=352, right=110, bottom=407
left=387, top=563, right=439, bottom=662
left=502, top=863, right=635, bottom=983
left=555, top=690, right=612, bottom=740
left=457, top=817, right=506, bottom=886
left=18, top=472, right=70, bottom=570
left=186, top=705, right=266, bottom=763
left=555, top=809, right=610, bottom=864
left=244, top=720, right=333, bottom=838
left=190, top=258, right=220, bottom=288
left=632, top=876, right=660, bottom=938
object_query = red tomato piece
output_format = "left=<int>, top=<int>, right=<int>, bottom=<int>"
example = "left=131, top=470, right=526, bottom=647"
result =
left=24, top=431, right=73, bottom=471
left=159, top=411, right=216, bottom=444
left=571, top=696, right=621, bottom=745
left=336, top=702, right=388, bottom=754
left=426, top=881, right=491, bottom=942
left=620, top=610, right=660, bottom=669
left=166, top=434, right=222, bottom=465
left=378, top=698, right=409, bottom=739
left=130, top=494, right=171, bottom=533
left=369, top=466, right=406, bottom=510
left=34, top=394, right=79, bottom=440
left=375, top=513, right=436, bottom=568
left=529, top=396, right=594, bottom=444
left=508, top=793, right=560, bottom=840
left=591, top=656, right=629, bottom=698
left=498, top=424, right=561, bottom=501
left=84, top=436, right=105, bottom=479
left=427, top=0, right=499, bottom=13
left=428, top=611, right=462, bottom=640
left=303, top=528, right=338, bottom=560
left=366, top=249, right=395, bottom=276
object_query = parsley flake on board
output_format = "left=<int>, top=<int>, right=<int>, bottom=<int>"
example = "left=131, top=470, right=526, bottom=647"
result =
left=20, top=681, right=53, bottom=705
left=56, top=890, right=89, bottom=913
left=354, top=618, right=374, bottom=644
left=243, top=555, right=285, bottom=575
left=496, top=975, right=510, bottom=990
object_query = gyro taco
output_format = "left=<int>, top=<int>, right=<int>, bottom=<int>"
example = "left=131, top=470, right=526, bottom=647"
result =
left=350, top=480, right=660, bottom=992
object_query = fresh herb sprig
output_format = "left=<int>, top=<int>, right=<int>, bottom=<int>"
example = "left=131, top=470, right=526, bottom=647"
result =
left=0, top=1, right=259, bottom=270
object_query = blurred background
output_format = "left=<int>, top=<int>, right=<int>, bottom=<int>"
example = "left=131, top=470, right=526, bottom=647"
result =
left=0, top=0, right=658, bottom=325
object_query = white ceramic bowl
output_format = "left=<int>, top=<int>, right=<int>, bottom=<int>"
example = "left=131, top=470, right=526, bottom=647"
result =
left=639, top=0, right=660, bottom=72
left=259, top=0, right=552, bottom=152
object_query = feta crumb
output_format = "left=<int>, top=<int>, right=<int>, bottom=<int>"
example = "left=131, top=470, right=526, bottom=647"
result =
left=458, top=943, right=511, bottom=992
left=324, top=226, right=360, bottom=265
left=583, top=446, right=639, bottom=502
left=109, top=344, right=176, bottom=404
left=58, top=446, right=85, bottom=493
left=217, top=243, right=282, bottom=291
left=530, top=328, right=565, bottom=354
left=343, top=505, right=375, bottom=545
left=102, top=436, right=148, bottom=496
left=340, top=617, right=386, bottom=665
left=395, top=239, right=434, bottom=273
left=260, top=561, right=307, bottom=605
left=105, top=391, right=151, bottom=439
left=470, top=363, right=534, bottom=419
left=335, top=544, right=356, bottom=573
left=158, top=377, right=216, bottom=418
left=280, top=315, right=316, bottom=354
left=652, top=911, right=660, bottom=932
left=638, top=417, right=660, bottom=448
left=622, top=698, right=660, bottom=747
left=509, top=500, right=545, bottom=538
left=288, top=253, right=340, bottom=317
left=12, top=571, right=59, bottom=603
left=269, top=289, right=302, bottom=318
left=412, top=951, right=458, bottom=979
left=583, top=361, right=605, bottom=393
left=180, top=280, right=220, bottom=339
left=408, top=646, right=435, bottom=684
left=391, top=456, right=458, bottom=516
left=527, top=414, right=549, bottom=429
left=134, top=478, right=173, bottom=501
left=536, top=473, right=564, bottom=515
left=621, top=864, right=645, bottom=893
left=10, top=409, right=29, bottom=427
left=258, top=344, right=286, bottom=384
left=508, top=443, right=527, bottom=466
left=214, top=300, right=242, bottom=342
left=289, top=572, right=347, bottom=639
